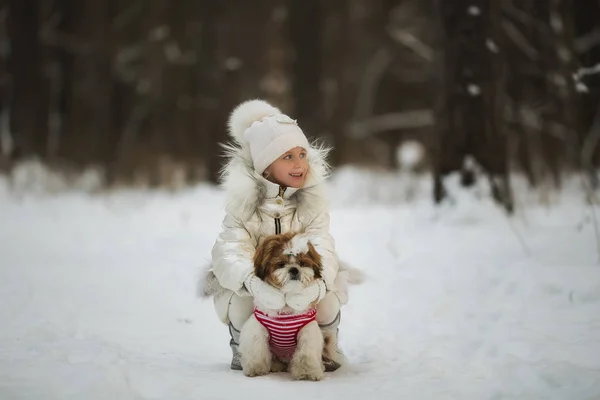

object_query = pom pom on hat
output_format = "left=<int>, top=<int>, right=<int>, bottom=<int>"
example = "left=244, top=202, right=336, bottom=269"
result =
left=227, top=99, right=310, bottom=174
left=227, top=99, right=281, bottom=144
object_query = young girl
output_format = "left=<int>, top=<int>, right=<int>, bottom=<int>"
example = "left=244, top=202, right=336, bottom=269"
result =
left=210, top=99, right=347, bottom=371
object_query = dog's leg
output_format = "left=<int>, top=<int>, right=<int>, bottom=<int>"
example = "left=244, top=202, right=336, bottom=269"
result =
left=239, top=315, right=272, bottom=377
left=290, top=321, right=325, bottom=381
left=270, top=356, right=287, bottom=373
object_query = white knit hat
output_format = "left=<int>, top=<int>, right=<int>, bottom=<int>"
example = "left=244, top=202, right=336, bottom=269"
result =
left=228, top=99, right=310, bottom=174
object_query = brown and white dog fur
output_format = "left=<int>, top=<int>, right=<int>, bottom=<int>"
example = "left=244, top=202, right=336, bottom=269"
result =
left=200, top=232, right=365, bottom=381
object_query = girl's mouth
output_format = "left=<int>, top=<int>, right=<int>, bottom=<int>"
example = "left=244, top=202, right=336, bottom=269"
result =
left=289, top=173, right=303, bottom=178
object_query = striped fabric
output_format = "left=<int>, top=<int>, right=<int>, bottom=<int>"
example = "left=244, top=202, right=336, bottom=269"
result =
left=253, top=307, right=317, bottom=360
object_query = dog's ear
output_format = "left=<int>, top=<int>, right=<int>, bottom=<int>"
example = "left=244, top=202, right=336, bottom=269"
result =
left=281, top=231, right=296, bottom=242
left=306, top=241, right=323, bottom=279
left=253, top=235, right=283, bottom=280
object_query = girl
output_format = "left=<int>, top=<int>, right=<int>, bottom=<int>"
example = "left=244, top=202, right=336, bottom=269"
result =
left=210, top=99, right=347, bottom=371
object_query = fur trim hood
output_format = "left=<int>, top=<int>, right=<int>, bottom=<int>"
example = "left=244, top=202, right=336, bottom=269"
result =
left=218, top=100, right=332, bottom=222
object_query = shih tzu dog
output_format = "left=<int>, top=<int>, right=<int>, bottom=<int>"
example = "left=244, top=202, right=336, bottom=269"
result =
left=240, top=232, right=326, bottom=381
left=200, top=232, right=364, bottom=381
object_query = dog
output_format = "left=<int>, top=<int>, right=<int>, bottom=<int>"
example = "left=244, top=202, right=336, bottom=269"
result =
left=200, top=232, right=365, bottom=380
left=240, top=232, right=326, bottom=380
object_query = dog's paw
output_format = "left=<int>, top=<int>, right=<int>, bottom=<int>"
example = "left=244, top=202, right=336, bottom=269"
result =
left=242, top=358, right=272, bottom=378
left=291, top=367, right=324, bottom=381
left=270, top=359, right=287, bottom=373
left=243, top=365, right=271, bottom=377
left=290, top=356, right=324, bottom=381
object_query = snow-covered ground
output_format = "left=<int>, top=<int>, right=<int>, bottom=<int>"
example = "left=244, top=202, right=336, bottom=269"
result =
left=1, top=166, right=599, bottom=400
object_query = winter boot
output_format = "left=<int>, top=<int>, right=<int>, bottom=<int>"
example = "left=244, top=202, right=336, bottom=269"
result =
left=228, top=323, right=242, bottom=370
left=319, top=311, right=344, bottom=372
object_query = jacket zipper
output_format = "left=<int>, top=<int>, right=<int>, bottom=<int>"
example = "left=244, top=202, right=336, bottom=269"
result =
left=275, top=186, right=286, bottom=234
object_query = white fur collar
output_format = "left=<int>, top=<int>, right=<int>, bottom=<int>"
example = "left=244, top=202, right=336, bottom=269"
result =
left=219, top=141, right=331, bottom=222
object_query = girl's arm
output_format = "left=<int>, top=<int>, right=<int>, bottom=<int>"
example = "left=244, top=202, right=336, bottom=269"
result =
left=303, top=212, right=339, bottom=289
left=211, top=214, right=257, bottom=294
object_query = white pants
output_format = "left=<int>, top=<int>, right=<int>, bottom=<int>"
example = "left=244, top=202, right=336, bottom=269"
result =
left=214, top=290, right=342, bottom=331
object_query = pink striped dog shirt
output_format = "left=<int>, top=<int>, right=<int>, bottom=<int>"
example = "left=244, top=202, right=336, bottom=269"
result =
left=253, top=307, right=317, bottom=360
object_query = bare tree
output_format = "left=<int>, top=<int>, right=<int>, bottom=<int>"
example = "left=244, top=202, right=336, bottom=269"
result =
left=433, top=0, right=513, bottom=211
left=0, top=2, right=11, bottom=170
left=0, top=0, right=597, bottom=199
left=7, top=0, right=50, bottom=160
left=289, top=0, right=322, bottom=137
left=320, top=0, right=354, bottom=166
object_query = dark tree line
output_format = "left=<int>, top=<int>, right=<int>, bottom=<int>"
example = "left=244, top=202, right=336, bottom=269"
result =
left=432, top=0, right=600, bottom=211
left=0, top=0, right=598, bottom=209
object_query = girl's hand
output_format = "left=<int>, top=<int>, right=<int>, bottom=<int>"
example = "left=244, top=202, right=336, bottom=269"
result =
left=244, top=273, right=285, bottom=310
left=285, top=279, right=326, bottom=311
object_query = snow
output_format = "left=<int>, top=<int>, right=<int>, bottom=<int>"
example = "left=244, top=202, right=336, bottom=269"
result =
left=396, top=140, right=425, bottom=171
left=557, top=46, right=572, bottom=63
left=1, top=167, right=600, bottom=399
left=224, top=57, right=243, bottom=71
left=576, top=82, right=590, bottom=93
left=467, top=6, right=481, bottom=17
left=573, top=63, right=600, bottom=94
left=486, top=38, right=499, bottom=54
left=574, top=63, right=600, bottom=81
left=550, top=13, right=564, bottom=34
left=467, top=84, right=481, bottom=96
left=148, top=26, right=169, bottom=42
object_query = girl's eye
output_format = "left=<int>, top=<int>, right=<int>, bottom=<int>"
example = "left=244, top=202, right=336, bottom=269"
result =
left=283, top=154, right=292, bottom=160
left=300, top=153, right=306, bottom=159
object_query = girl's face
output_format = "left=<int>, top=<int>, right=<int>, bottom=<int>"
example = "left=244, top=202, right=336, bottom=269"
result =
left=264, top=147, right=309, bottom=188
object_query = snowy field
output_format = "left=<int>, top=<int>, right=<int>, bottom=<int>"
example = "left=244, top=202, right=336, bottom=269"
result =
left=1, top=165, right=599, bottom=400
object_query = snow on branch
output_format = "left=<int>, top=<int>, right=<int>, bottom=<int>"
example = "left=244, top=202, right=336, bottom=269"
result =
left=574, top=63, right=600, bottom=81
left=503, top=2, right=553, bottom=40
left=354, top=48, right=393, bottom=124
left=386, top=27, right=433, bottom=61
left=502, top=19, right=539, bottom=61
left=573, top=63, right=600, bottom=93
left=347, top=109, right=434, bottom=139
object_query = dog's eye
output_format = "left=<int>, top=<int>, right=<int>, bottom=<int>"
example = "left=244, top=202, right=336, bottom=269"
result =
left=277, top=262, right=286, bottom=268
left=298, top=261, right=304, bottom=267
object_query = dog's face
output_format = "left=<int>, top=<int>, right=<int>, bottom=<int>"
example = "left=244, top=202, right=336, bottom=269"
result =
left=253, top=232, right=322, bottom=293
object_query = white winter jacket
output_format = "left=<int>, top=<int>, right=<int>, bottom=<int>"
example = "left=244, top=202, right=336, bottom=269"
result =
left=211, top=143, right=340, bottom=298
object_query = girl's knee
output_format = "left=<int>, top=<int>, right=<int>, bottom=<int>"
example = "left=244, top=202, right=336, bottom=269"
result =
left=228, top=294, right=254, bottom=330
left=316, top=291, right=341, bottom=326
left=213, top=290, right=253, bottom=329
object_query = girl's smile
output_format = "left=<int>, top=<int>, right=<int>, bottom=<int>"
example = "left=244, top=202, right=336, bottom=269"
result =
left=264, top=147, right=309, bottom=188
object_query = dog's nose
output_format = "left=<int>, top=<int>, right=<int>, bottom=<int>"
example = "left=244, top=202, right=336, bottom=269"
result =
left=289, top=267, right=299, bottom=280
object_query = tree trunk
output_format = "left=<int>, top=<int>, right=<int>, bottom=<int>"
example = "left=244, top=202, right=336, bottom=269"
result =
left=289, top=0, right=322, bottom=137
left=321, top=0, right=352, bottom=166
left=7, top=0, right=49, bottom=160
left=433, top=0, right=512, bottom=211
left=198, top=1, right=225, bottom=184
left=58, top=0, right=114, bottom=166
left=549, top=0, right=580, bottom=169
left=0, top=1, right=11, bottom=169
